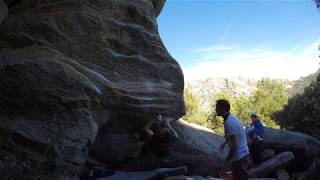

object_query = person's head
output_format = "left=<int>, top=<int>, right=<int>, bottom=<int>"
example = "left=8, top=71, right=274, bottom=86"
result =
left=215, top=99, right=230, bottom=116
left=251, top=113, right=258, bottom=122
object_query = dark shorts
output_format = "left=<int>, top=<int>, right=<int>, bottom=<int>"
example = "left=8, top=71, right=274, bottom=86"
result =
left=232, top=155, right=249, bottom=180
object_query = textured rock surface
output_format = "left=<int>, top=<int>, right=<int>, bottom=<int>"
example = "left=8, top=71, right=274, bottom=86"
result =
left=263, top=128, right=320, bottom=171
left=3, top=0, right=20, bottom=6
left=151, top=0, right=165, bottom=17
left=115, top=120, right=226, bottom=177
left=0, top=0, right=184, bottom=179
left=90, top=132, right=146, bottom=165
left=248, top=151, right=295, bottom=178
left=167, top=120, right=226, bottom=176
left=0, top=0, right=7, bottom=26
left=261, top=149, right=275, bottom=161
left=300, top=156, right=320, bottom=180
left=276, top=169, right=290, bottom=180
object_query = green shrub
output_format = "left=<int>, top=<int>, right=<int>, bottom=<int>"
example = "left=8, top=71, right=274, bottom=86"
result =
left=184, top=79, right=288, bottom=133
left=274, top=75, right=320, bottom=139
left=183, top=87, right=210, bottom=127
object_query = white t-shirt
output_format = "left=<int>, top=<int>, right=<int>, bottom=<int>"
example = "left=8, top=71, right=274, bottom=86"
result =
left=224, top=114, right=249, bottom=161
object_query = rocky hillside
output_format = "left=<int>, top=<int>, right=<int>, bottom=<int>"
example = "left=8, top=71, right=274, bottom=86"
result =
left=288, top=68, right=320, bottom=97
left=186, top=70, right=319, bottom=111
left=186, top=76, right=294, bottom=111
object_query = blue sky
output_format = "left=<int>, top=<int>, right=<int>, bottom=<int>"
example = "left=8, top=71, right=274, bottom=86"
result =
left=158, top=0, right=320, bottom=81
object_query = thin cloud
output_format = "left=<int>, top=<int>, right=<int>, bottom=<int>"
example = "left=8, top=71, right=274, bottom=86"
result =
left=194, top=23, right=234, bottom=54
left=220, top=23, right=233, bottom=44
left=184, top=41, right=320, bottom=81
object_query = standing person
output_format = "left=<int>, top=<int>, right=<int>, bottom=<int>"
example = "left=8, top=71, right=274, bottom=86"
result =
left=216, top=99, right=249, bottom=180
left=250, top=113, right=264, bottom=139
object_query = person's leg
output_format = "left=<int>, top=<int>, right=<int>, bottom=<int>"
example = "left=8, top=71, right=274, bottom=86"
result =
left=252, top=141, right=260, bottom=164
left=232, top=156, right=249, bottom=180
left=240, top=156, right=249, bottom=180
left=256, top=141, right=262, bottom=164
left=232, top=160, right=240, bottom=180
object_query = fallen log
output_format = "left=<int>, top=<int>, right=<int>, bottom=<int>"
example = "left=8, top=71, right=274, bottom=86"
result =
left=248, top=151, right=295, bottom=178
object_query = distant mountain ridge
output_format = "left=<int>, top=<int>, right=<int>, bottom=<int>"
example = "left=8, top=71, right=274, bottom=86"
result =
left=185, top=69, right=319, bottom=111
left=186, top=77, right=258, bottom=110
left=288, top=68, right=320, bottom=96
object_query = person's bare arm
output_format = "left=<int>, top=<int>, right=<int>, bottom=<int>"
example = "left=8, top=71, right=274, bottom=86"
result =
left=226, top=135, right=237, bottom=163
left=164, top=117, right=179, bottom=139
left=220, top=139, right=227, bottom=152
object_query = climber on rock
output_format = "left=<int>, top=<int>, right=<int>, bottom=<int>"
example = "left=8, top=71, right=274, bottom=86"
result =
left=136, top=114, right=178, bottom=158
left=216, top=99, right=250, bottom=180
left=250, top=113, right=264, bottom=139
left=135, top=114, right=178, bottom=142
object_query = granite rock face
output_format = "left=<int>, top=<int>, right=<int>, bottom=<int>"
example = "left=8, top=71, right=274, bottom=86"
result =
left=0, top=0, right=7, bottom=26
left=0, top=0, right=185, bottom=178
left=3, top=0, right=21, bottom=6
left=167, top=120, right=226, bottom=176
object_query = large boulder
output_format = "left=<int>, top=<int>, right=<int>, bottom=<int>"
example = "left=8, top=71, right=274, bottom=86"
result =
left=114, top=120, right=226, bottom=177
left=262, top=128, right=320, bottom=171
left=0, top=0, right=7, bottom=26
left=0, top=0, right=184, bottom=179
left=248, top=151, right=295, bottom=178
left=168, top=120, right=226, bottom=176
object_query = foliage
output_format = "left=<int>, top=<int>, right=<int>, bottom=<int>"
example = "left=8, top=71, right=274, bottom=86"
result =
left=183, top=87, right=210, bottom=127
left=288, top=68, right=320, bottom=97
left=274, top=75, right=320, bottom=139
left=184, top=79, right=288, bottom=133
left=207, top=92, right=233, bottom=134
left=250, top=79, right=288, bottom=127
left=277, top=0, right=320, bottom=139
left=233, top=96, right=254, bottom=126
left=207, top=79, right=288, bottom=132
left=206, top=94, right=252, bottom=134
